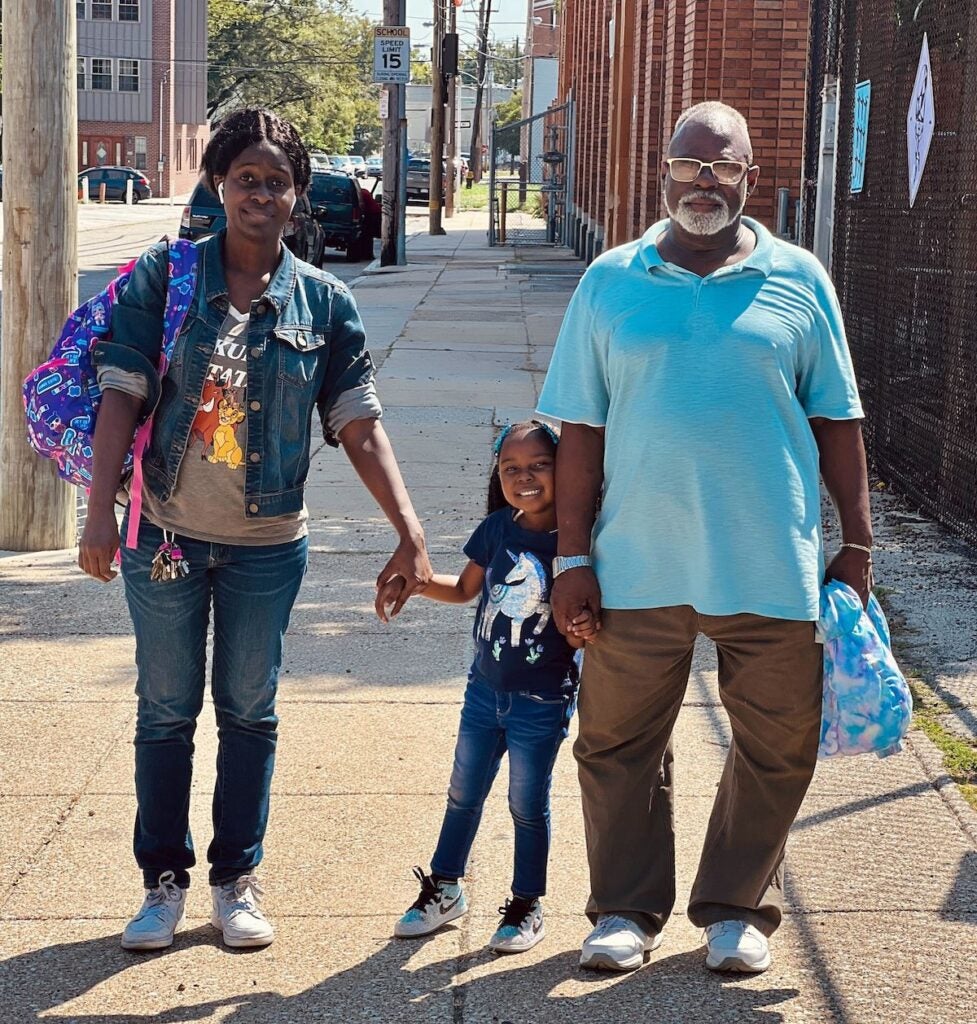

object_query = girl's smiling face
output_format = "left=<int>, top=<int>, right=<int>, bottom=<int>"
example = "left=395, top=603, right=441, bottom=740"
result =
left=215, top=140, right=299, bottom=245
left=498, top=431, right=556, bottom=528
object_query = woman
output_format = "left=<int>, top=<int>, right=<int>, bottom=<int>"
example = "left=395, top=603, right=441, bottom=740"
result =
left=80, top=108, right=431, bottom=951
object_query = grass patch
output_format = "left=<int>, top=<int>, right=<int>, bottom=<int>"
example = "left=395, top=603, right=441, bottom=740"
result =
left=459, top=183, right=490, bottom=210
left=908, top=682, right=977, bottom=811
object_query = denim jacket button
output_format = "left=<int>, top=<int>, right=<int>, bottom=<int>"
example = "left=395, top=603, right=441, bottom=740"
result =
left=250, top=346, right=262, bottom=358
left=249, top=452, right=261, bottom=463
left=250, top=400, right=261, bottom=411
left=255, top=302, right=269, bottom=315
left=248, top=503, right=259, bottom=514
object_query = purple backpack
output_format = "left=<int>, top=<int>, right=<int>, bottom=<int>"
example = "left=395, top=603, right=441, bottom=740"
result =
left=23, top=240, right=198, bottom=545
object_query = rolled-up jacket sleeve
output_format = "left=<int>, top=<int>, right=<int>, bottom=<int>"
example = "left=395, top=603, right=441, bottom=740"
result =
left=91, top=242, right=168, bottom=420
left=318, top=282, right=381, bottom=446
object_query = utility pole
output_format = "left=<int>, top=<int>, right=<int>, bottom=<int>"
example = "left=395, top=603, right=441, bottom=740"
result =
left=468, top=0, right=493, bottom=183
left=0, top=1, right=78, bottom=551
left=380, top=0, right=408, bottom=266
left=428, top=0, right=446, bottom=235
left=445, top=1, right=459, bottom=218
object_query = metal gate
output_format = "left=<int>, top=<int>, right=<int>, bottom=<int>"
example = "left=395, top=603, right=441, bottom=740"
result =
left=488, top=103, right=571, bottom=246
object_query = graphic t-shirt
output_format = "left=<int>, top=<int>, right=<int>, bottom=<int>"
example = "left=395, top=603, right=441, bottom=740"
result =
left=464, top=508, right=579, bottom=694
left=140, top=306, right=307, bottom=544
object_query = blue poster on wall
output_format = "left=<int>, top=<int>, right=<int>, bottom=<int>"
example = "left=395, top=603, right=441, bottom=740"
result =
left=851, top=80, right=871, bottom=193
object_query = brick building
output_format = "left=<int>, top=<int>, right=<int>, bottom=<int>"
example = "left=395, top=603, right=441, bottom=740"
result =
left=557, top=0, right=810, bottom=260
left=77, top=0, right=208, bottom=198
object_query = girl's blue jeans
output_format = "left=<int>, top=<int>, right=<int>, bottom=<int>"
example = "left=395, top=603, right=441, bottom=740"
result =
left=431, top=675, right=575, bottom=899
left=120, top=514, right=307, bottom=889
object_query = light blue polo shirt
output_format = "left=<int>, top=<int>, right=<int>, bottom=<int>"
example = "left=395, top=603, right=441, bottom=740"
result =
left=537, top=217, right=863, bottom=621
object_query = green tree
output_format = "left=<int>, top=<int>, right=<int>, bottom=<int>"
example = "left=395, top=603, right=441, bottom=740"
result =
left=410, top=46, right=432, bottom=85
left=494, top=90, right=523, bottom=129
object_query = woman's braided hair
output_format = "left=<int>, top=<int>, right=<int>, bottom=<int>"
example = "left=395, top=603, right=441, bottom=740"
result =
left=486, top=420, right=560, bottom=514
left=200, top=107, right=312, bottom=196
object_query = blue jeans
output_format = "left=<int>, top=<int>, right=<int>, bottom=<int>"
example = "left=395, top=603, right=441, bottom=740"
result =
left=120, top=514, right=308, bottom=888
left=431, top=676, right=575, bottom=899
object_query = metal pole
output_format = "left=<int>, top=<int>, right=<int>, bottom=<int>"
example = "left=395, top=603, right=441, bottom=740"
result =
left=445, top=1, right=458, bottom=219
left=428, top=0, right=446, bottom=234
left=381, top=0, right=408, bottom=266
left=0, top=0, right=78, bottom=550
left=158, top=69, right=167, bottom=198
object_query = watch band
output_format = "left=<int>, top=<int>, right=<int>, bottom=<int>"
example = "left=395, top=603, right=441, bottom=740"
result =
left=553, top=555, right=593, bottom=577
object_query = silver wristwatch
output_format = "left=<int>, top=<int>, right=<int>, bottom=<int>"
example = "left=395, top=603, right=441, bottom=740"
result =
left=552, top=555, right=593, bottom=577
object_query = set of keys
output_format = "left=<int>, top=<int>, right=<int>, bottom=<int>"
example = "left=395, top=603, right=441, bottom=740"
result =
left=150, top=531, right=190, bottom=582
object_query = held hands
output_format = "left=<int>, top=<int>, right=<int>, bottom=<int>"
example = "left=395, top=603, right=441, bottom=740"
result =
left=78, top=506, right=121, bottom=583
left=551, top=566, right=602, bottom=644
left=374, top=533, right=433, bottom=622
left=824, top=547, right=873, bottom=608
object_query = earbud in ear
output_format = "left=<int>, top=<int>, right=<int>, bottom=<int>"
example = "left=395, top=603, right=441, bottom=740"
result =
left=217, top=182, right=225, bottom=204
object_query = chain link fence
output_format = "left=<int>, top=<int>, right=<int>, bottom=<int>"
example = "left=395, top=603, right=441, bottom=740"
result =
left=816, top=0, right=977, bottom=544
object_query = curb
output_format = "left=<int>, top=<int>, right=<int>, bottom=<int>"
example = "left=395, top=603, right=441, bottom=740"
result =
left=907, top=731, right=977, bottom=848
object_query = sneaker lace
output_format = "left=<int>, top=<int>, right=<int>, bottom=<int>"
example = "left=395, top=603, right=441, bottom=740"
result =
left=139, top=871, right=182, bottom=916
left=498, top=897, right=535, bottom=929
left=407, top=865, right=441, bottom=913
left=592, top=914, right=633, bottom=939
left=221, top=873, right=264, bottom=909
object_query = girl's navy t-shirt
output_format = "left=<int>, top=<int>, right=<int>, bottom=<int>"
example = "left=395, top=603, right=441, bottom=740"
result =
left=463, top=508, right=579, bottom=694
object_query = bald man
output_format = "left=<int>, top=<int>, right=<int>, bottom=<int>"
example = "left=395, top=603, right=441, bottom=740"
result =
left=539, top=102, right=872, bottom=974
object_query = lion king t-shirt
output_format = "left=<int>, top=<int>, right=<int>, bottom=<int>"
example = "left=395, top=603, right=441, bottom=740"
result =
left=463, top=508, right=579, bottom=694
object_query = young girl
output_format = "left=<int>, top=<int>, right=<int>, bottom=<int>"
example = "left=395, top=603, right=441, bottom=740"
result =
left=376, top=420, right=596, bottom=954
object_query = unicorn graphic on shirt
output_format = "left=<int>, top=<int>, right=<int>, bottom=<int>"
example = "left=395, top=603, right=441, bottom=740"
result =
left=478, top=549, right=551, bottom=649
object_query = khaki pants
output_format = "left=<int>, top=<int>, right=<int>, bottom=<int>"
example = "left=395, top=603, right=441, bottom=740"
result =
left=575, top=606, right=822, bottom=937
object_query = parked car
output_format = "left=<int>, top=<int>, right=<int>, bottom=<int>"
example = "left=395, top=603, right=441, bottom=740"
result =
left=365, top=156, right=383, bottom=179
left=406, top=158, right=446, bottom=203
left=178, top=181, right=323, bottom=265
left=347, top=155, right=367, bottom=178
left=328, top=155, right=355, bottom=175
left=307, top=170, right=374, bottom=262
left=78, top=166, right=152, bottom=202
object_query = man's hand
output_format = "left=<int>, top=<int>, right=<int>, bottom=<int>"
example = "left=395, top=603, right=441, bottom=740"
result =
left=375, top=575, right=407, bottom=623
left=551, top=566, right=602, bottom=639
left=824, top=547, right=873, bottom=608
left=78, top=506, right=120, bottom=583
left=375, top=535, right=433, bottom=619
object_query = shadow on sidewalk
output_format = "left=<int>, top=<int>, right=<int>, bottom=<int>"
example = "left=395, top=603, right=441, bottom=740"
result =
left=0, top=928, right=802, bottom=1023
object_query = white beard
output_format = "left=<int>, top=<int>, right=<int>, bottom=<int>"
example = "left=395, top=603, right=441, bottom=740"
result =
left=664, top=188, right=745, bottom=236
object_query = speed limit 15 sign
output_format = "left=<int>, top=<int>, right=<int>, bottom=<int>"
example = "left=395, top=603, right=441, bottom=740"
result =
left=374, top=26, right=410, bottom=85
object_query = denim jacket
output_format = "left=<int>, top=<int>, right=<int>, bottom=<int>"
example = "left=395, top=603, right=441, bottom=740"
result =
left=92, top=232, right=375, bottom=518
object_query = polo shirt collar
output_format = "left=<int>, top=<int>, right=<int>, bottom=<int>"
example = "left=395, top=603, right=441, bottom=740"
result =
left=637, top=215, right=774, bottom=277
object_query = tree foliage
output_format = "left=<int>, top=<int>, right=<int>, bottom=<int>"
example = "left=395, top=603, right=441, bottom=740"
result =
left=208, top=0, right=381, bottom=154
left=494, top=90, right=523, bottom=129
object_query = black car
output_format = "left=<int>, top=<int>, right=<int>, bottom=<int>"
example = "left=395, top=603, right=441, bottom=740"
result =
left=178, top=181, right=323, bottom=265
left=307, top=171, right=374, bottom=262
left=78, top=165, right=152, bottom=202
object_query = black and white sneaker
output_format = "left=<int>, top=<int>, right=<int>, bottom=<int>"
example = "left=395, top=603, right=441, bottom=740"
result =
left=488, top=896, right=545, bottom=954
left=393, top=866, right=468, bottom=938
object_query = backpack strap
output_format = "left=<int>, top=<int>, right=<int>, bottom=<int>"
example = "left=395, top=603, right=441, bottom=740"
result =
left=124, top=238, right=199, bottom=549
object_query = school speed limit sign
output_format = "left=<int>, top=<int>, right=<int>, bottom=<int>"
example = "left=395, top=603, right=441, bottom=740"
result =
left=374, top=26, right=410, bottom=84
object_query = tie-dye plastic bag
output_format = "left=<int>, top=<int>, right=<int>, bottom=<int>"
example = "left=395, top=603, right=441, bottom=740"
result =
left=817, top=580, right=913, bottom=759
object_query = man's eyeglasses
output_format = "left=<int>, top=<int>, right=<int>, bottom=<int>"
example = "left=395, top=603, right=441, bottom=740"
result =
left=665, top=158, right=755, bottom=185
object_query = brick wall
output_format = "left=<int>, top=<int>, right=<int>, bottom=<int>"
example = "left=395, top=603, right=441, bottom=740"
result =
left=558, top=0, right=811, bottom=255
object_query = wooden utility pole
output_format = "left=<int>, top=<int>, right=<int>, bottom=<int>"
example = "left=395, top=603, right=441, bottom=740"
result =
left=468, top=0, right=493, bottom=183
left=445, top=1, right=458, bottom=218
left=380, top=0, right=408, bottom=266
left=0, top=1, right=78, bottom=551
left=428, top=0, right=446, bottom=234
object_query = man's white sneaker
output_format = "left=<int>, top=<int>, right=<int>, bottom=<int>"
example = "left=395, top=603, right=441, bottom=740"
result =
left=121, top=871, right=186, bottom=951
left=394, top=866, right=468, bottom=938
left=579, top=914, right=663, bottom=971
left=211, top=874, right=275, bottom=948
left=704, top=920, right=771, bottom=973
left=488, top=897, right=545, bottom=954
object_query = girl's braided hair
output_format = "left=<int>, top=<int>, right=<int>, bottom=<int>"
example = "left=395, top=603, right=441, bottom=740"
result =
left=487, top=420, right=560, bottom=514
left=200, top=107, right=312, bottom=196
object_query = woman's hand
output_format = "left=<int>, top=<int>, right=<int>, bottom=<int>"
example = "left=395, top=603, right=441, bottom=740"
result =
left=375, top=534, right=433, bottom=619
left=78, top=505, right=121, bottom=582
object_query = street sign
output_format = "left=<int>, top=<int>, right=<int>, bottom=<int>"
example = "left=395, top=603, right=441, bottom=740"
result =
left=456, top=120, right=471, bottom=129
left=850, top=80, right=871, bottom=194
left=906, top=33, right=935, bottom=209
left=374, top=26, right=410, bottom=85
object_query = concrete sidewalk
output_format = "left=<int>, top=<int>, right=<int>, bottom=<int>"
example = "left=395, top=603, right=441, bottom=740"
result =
left=1, top=210, right=975, bottom=1023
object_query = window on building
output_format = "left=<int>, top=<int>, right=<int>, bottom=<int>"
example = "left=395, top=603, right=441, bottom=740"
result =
left=91, top=1, right=111, bottom=19
left=175, top=138, right=183, bottom=173
left=119, top=0, right=140, bottom=21
left=91, top=58, right=112, bottom=90
left=77, top=57, right=87, bottom=91
left=76, top=1, right=86, bottom=18
left=189, top=137, right=198, bottom=170
left=134, top=137, right=148, bottom=170
left=118, top=59, right=139, bottom=92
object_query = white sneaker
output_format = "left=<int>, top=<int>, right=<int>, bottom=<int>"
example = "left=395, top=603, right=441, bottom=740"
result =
left=579, top=914, right=663, bottom=971
left=211, top=874, right=275, bottom=948
left=394, top=866, right=468, bottom=938
left=488, top=898, right=545, bottom=954
left=704, top=920, right=771, bottom=972
left=121, top=871, right=186, bottom=951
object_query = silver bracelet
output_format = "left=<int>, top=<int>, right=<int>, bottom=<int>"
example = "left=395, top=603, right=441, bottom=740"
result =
left=840, top=542, right=873, bottom=556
